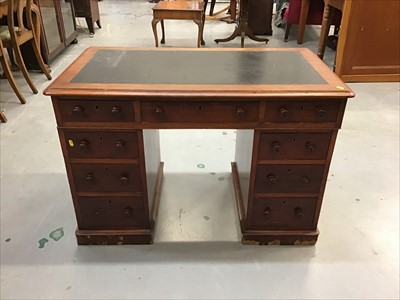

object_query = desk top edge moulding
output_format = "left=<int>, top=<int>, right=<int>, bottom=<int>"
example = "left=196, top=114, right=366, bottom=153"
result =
left=45, top=47, right=354, bottom=246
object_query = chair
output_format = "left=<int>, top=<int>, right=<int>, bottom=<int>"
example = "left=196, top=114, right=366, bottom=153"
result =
left=0, top=0, right=52, bottom=96
left=283, top=0, right=340, bottom=44
left=0, top=38, right=26, bottom=104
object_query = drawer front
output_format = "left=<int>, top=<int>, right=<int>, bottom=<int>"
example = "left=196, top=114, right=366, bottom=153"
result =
left=57, top=100, right=134, bottom=123
left=71, top=164, right=142, bottom=192
left=63, top=130, right=139, bottom=159
left=141, top=101, right=259, bottom=123
left=77, top=196, right=148, bottom=229
left=258, top=132, right=332, bottom=160
left=249, top=197, right=317, bottom=229
left=265, top=101, right=341, bottom=123
left=254, top=164, right=325, bottom=193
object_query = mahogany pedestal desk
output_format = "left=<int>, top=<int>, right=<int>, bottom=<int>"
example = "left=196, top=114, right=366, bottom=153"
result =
left=44, top=47, right=354, bottom=246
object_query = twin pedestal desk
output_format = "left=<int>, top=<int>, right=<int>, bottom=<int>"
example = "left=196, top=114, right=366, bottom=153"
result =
left=44, top=47, right=354, bottom=246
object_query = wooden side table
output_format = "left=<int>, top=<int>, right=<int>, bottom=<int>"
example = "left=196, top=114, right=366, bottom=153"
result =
left=72, top=0, right=101, bottom=35
left=151, top=1, right=205, bottom=48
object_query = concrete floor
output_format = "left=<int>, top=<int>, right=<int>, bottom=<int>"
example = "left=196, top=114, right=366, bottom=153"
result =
left=1, top=0, right=399, bottom=299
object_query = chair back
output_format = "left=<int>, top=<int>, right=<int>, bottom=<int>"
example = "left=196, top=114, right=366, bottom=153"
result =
left=7, top=0, right=34, bottom=37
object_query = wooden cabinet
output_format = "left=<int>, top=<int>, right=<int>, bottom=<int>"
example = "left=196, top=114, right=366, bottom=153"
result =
left=335, top=0, right=400, bottom=82
left=44, top=47, right=354, bottom=246
left=23, top=0, right=78, bottom=69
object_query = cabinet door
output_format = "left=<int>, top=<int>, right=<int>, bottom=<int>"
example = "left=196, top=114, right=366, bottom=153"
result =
left=37, top=0, right=65, bottom=60
left=60, top=0, right=77, bottom=44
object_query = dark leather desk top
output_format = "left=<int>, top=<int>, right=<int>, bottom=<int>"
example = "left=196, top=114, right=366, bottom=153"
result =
left=44, top=47, right=354, bottom=98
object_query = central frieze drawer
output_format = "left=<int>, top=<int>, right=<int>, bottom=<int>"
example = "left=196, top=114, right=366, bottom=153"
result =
left=71, top=164, right=142, bottom=192
left=63, top=130, right=139, bottom=159
left=254, top=164, right=325, bottom=193
left=77, top=196, right=148, bottom=230
left=57, top=100, right=135, bottom=123
left=265, top=101, right=341, bottom=123
left=258, top=132, right=332, bottom=160
left=141, top=101, right=259, bottom=123
left=249, top=197, right=317, bottom=230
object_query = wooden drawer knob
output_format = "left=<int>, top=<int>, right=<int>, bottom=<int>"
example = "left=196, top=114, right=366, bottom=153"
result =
left=116, top=140, right=125, bottom=151
left=272, top=142, right=281, bottom=153
left=236, top=107, right=246, bottom=118
left=86, top=172, right=95, bottom=183
left=72, top=105, right=84, bottom=117
left=124, top=207, right=133, bottom=217
left=302, top=176, right=310, bottom=184
left=263, top=207, right=271, bottom=218
left=305, top=142, right=316, bottom=152
left=316, top=107, right=326, bottom=118
left=294, top=207, right=303, bottom=219
left=155, top=107, right=164, bottom=119
left=111, top=106, right=121, bottom=117
left=267, top=174, right=277, bottom=185
left=79, top=139, right=89, bottom=150
left=280, top=107, right=289, bottom=118
left=120, top=174, right=129, bottom=184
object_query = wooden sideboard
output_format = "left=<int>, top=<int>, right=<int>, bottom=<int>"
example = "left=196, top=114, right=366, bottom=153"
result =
left=44, top=47, right=354, bottom=245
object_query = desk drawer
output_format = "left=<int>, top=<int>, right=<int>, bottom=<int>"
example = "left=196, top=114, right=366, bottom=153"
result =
left=265, top=101, right=341, bottom=123
left=63, top=130, right=139, bottom=159
left=77, top=196, right=148, bottom=230
left=254, top=164, right=325, bottom=193
left=249, top=197, right=317, bottom=229
left=258, top=132, right=332, bottom=160
left=141, top=101, right=259, bottom=123
left=71, top=164, right=142, bottom=192
left=57, top=100, right=135, bottom=123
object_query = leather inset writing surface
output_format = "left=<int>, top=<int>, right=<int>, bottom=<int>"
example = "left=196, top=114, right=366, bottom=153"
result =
left=71, top=50, right=327, bottom=85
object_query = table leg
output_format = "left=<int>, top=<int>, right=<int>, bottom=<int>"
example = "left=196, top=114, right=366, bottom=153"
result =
left=160, top=20, right=166, bottom=44
left=194, top=19, right=205, bottom=47
left=317, top=3, right=334, bottom=59
left=298, top=0, right=310, bottom=44
left=151, top=18, right=160, bottom=47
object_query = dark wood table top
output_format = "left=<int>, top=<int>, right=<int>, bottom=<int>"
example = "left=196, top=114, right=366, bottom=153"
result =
left=44, top=47, right=354, bottom=99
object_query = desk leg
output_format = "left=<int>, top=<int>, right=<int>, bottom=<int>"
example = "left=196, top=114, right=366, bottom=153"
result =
left=151, top=19, right=160, bottom=47
left=297, top=0, right=310, bottom=44
left=317, top=4, right=334, bottom=59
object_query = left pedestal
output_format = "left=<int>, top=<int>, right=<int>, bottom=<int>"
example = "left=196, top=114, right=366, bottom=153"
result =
left=51, top=97, right=163, bottom=245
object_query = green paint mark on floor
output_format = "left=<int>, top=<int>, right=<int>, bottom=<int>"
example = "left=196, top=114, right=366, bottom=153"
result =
left=222, top=132, right=228, bottom=135
left=49, top=227, right=64, bottom=241
left=197, top=163, right=205, bottom=169
left=38, top=238, right=49, bottom=249
left=218, top=176, right=225, bottom=181
left=209, top=172, right=216, bottom=175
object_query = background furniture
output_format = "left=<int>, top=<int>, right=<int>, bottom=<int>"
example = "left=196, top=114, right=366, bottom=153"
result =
left=317, top=0, right=342, bottom=59
left=21, top=0, right=78, bottom=69
left=151, top=1, right=205, bottom=48
left=214, top=0, right=268, bottom=47
left=0, top=32, right=26, bottom=105
left=248, top=0, right=273, bottom=36
left=331, top=0, right=400, bottom=82
left=0, top=0, right=51, bottom=96
left=72, top=0, right=101, bottom=35
left=284, top=0, right=340, bottom=44
left=44, top=47, right=354, bottom=245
